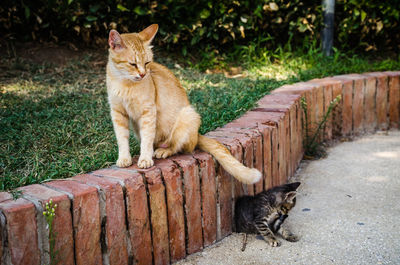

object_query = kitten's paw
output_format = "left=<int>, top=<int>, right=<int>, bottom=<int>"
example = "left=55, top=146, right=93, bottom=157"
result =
left=284, top=234, right=299, bottom=242
left=116, top=156, right=132, bottom=168
left=154, top=148, right=174, bottom=159
left=138, top=156, right=154, bottom=168
left=268, top=239, right=281, bottom=247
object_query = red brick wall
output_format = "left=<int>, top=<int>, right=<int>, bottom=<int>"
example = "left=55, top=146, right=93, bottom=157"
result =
left=1, top=72, right=399, bottom=265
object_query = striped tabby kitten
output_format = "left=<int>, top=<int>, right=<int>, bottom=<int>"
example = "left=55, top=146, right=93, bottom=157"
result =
left=235, top=182, right=301, bottom=248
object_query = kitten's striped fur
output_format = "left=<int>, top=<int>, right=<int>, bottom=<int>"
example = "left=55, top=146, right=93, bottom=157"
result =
left=235, top=182, right=300, bottom=248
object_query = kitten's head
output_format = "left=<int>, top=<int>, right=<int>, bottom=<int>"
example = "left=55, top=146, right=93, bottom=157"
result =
left=108, top=24, right=158, bottom=82
left=273, top=182, right=301, bottom=214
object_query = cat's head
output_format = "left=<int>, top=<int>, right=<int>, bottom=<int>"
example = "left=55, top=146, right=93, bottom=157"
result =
left=108, top=24, right=158, bottom=82
left=273, top=182, right=301, bottom=214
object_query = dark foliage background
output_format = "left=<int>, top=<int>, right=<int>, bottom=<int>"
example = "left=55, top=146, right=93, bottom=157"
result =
left=1, top=0, right=399, bottom=53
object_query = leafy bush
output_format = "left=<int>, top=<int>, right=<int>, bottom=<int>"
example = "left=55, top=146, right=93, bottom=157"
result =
left=0, top=1, right=399, bottom=54
left=335, top=0, right=400, bottom=52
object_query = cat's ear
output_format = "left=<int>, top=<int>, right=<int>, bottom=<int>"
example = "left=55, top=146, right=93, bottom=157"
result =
left=287, top=182, right=301, bottom=191
left=109, top=30, right=126, bottom=51
left=138, top=24, right=158, bottom=44
left=284, top=191, right=297, bottom=204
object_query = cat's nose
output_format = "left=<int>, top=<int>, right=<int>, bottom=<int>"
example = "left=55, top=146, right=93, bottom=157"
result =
left=139, top=73, right=146, bottom=78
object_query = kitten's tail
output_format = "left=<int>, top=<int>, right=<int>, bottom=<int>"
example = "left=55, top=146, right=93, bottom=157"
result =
left=197, top=135, right=262, bottom=184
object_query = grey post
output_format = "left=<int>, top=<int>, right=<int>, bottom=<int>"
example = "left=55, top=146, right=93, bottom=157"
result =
left=322, top=0, right=335, bottom=56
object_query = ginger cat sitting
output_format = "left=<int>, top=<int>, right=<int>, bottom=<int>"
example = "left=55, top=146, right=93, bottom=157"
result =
left=107, top=24, right=261, bottom=184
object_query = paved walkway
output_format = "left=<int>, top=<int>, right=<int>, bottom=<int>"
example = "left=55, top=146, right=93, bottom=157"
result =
left=176, top=131, right=400, bottom=265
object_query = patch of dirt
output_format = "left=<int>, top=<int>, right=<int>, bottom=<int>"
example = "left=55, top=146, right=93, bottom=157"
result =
left=0, top=41, right=107, bottom=66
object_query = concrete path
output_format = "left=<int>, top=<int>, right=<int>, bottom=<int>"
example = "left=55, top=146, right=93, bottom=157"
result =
left=176, top=131, right=400, bottom=265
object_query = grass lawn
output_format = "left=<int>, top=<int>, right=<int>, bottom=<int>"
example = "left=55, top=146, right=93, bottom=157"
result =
left=1, top=45, right=399, bottom=191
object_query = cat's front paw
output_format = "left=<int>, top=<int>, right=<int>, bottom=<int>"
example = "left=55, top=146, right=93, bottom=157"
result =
left=268, top=238, right=281, bottom=247
left=284, top=234, right=299, bottom=242
left=116, top=156, right=132, bottom=168
left=138, top=156, right=154, bottom=168
left=154, top=148, right=173, bottom=159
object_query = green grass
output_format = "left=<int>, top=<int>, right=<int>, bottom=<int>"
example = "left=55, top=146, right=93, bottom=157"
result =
left=1, top=46, right=399, bottom=191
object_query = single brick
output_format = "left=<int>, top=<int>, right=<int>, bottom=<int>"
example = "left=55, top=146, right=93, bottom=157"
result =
left=251, top=130, right=264, bottom=194
left=304, top=88, right=315, bottom=142
left=289, top=100, right=300, bottom=176
left=71, top=174, right=129, bottom=265
left=217, top=159, right=233, bottom=239
left=45, top=180, right=102, bottom=265
left=279, top=112, right=290, bottom=185
left=0, top=198, right=40, bottom=265
left=172, top=155, right=203, bottom=254
left=224, top=110, right=285, bottom=129
left=19, top=184, right=74, bottom=265
left=256, top=124, right=274, bottom=190
left=93, top=168, right=139, bottom=179
left=376, top=75, right=389, bottom=129
left=235, top=133, right=254, bottom=196
left=333, top=77, right=353, bottom=135
left=256, top=94, right=300, bottom=113
left=331, top=82, right=343, bottom=137
left=143, top=168, right=170, bottom=265
left=92, top=168, right=153, bottom=265
left=363, top=76, right=377, bottom=132
left=192, top=151, right=217, bottom=247
left=296, top=99, right=304, bottom=165
left=155, top=159, right=186, bottom=262
left=388, top=74, right=400, bottom=128
left=353, top=78, right=365, bottom=134
left=293, top=100, right=302, bottom=175
left=257, top=112, right=284, bottom=186
left=313, top=85, right=324, bottom=143
left=271, top=82, right=318, bottom=96
left=323, top=84, right=333, bottom=140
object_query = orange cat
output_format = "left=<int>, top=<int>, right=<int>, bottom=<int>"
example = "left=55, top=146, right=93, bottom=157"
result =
left=106, top=24, right=261, bottom=184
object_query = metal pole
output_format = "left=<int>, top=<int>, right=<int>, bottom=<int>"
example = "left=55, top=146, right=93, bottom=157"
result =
left=322, top=0, right=335, bottom=56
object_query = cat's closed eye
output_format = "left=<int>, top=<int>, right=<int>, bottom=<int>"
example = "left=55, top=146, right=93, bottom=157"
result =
left=129, top=63, right=137, bottom=67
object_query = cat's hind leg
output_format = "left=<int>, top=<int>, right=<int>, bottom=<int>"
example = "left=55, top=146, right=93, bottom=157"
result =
left=279, top=226, right=299, bottom=242
left=154, top=106, right=201, bottom=159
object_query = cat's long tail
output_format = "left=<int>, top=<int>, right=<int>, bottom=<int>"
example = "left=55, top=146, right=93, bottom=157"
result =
left=197, top=135, right=262, bottom=184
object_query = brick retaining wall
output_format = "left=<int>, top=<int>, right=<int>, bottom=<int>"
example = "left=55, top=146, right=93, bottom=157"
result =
left=0, top=72, right=399, bottom=265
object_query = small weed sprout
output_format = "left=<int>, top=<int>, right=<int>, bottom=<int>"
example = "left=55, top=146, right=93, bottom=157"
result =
left=43, top=199, right=59, bottom=265
left=10, top=189, right=22, bottom=200
left=301, top=95, right=341, bottom=158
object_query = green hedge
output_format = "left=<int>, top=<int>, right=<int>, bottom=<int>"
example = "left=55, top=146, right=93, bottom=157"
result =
left=1, top=0, right=399, bottom=53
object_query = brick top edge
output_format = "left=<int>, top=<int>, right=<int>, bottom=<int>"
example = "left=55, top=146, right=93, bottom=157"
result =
left=0, top=192, right=12, bottom=203
left=0, top=197, right=35, bottom=212
left=19, top=184, right=69, bottom=202
left=45, top=179, right=98, bottom=197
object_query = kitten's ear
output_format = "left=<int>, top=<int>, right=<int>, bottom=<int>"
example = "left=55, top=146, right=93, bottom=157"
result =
left=138, top=24, right=158, bottom=44
left=109, top=30, right=126, bottom=51
left=284, top=191, right=297, bottom=204
left=287, top=182, right=301, bottom=191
